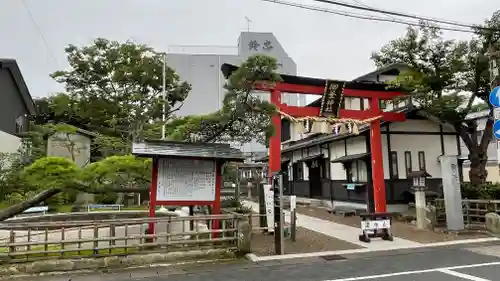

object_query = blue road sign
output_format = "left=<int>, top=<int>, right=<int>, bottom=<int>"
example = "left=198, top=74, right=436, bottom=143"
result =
left=489, top=86, right=500, bottom=107
left=494, top=120, right=500, bottom=139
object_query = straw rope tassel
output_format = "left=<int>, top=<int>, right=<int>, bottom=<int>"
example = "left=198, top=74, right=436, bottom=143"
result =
left=278, top=110, right=381, bottom=136
left=352, top=123, right=359, bottom=135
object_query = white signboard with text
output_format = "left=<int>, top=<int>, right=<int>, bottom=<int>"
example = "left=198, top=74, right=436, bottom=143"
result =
left=263, top=184, right=275, bottom=233
left=156, top=158, right=216, bottom=201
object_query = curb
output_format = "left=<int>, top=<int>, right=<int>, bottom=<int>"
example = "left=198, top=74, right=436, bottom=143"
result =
left=246, top=237, right=500, bottom=262
left=0, top=249, right=236, bottom=277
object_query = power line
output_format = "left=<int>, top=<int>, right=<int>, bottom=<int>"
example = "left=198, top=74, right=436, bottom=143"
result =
left=350, top=0, right=399, bottom=22
left=262, top=0, right=475, bottom=33
left=311, top=0, right=500, bottom=32
left=21, top=0, right=59, bottom=66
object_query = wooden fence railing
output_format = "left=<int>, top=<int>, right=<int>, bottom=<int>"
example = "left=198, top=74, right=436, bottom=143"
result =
left=0, top=214, right=247, bottom=263
left=431, top=199, right=500, bottom=229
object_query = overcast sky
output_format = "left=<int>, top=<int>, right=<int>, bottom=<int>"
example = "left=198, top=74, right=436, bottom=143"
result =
left=0, top=0, right=497, bottom=99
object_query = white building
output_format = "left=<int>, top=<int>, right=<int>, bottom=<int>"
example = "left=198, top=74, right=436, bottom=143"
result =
left=166, top=32, right=306, bottom=156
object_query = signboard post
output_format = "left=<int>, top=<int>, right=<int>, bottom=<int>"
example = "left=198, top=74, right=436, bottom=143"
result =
left=489, top=86, right=500, bottom=166
left=272, top=173, right=285, bottom=255
left=263, top=184, right=274, bottom=233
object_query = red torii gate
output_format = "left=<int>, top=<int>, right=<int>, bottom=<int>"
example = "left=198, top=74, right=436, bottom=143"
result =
left=221, top=64, right=406, bottom=213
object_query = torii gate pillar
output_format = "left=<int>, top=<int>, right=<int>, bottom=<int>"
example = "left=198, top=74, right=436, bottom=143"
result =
left=368, top=97, right=386, bottom=212
left=269, top=89, right=282, bottom=175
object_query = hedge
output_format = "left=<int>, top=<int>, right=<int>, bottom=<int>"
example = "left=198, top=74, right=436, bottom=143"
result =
left=461, top=182, right=500, bottom=199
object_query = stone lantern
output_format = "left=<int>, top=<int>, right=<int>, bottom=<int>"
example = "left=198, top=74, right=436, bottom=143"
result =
left=408, top=171, right=431, bottom=229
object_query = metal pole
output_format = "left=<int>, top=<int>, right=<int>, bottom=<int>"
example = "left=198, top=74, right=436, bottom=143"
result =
left=161, top=52, right=167, bottom=140
left=488, top=44, right=500, bottom=168
left=235, top=164, right=241, bottom=201
left=274, top=173, right=285, bottom=255
left=279, top=174, right=285, bottom=254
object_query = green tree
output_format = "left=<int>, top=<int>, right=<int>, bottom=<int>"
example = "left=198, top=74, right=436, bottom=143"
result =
left=0, top=155, right=151, bottom=220
left=0, top=157, right=80, bottom=221
left=371, top=12, right=500, bottom=186
left=42, top=38, right=191, bottom=143
left=82, top=155, right=151, bottom=206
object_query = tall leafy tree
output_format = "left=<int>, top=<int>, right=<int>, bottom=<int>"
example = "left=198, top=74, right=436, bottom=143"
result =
left=371, top=12, right=500, bottom=186
left=44, top=38, right=191, bottom=143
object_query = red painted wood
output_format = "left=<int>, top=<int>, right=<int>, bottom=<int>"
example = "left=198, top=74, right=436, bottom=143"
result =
left=281, top=105, right=320, bottom=117
left=212, top=162, right=222, bottom=238
left=382, top=112, right=407, bottom=122
left=254, top=82, right=405, bottom=100
left=148, top=157, right=158, bottom=235
left=269, top=90, right=282, bottom=176
left=369, top=98, right=386, bottom=213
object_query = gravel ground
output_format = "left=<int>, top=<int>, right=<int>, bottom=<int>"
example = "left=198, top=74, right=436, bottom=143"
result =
left=250, top=226, right=361, bottom=256
left=248, top=215, right=361, bottom=256
left=296, top=206, right=489, bottom=243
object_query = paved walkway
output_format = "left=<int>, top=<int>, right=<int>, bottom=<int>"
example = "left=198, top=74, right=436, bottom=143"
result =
left=242, top=200, right=422, bottom=250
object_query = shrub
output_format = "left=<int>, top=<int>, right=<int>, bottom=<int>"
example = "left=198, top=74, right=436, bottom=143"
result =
left=461, top=182, right=500, bottom=199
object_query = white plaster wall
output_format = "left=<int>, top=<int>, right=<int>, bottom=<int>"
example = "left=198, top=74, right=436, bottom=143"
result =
left=389, top=119, right=440, bottom=132
left=329, top=141, right=347, bottom=180
left=443, top=135, right=459, bottom=155
left=389, top=134, right=443, bottom=179
left=302, top=162, right=309, bottom=180
left=386, top=119, right=458, bottom=179
left=381, top=134, right=390, bottom=179
left=290, top=122, right=305, bottom=141
left=345, top=135, right=366, bottom=154
left=292, top=150, right=301, bottom=163
left=0, top=130, right=21, bottom=154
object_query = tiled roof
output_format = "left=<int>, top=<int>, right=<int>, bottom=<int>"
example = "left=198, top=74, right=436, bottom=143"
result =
left=132, top=140, right=245, bottom=161
left=0, top=59, right=35, bottom=115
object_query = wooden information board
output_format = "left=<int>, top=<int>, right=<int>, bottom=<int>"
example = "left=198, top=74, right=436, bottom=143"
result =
left=156, top=158, right=216, bottom=201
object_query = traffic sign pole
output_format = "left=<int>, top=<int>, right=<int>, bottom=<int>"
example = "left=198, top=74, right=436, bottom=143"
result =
left=488, top=45, right=499, bottom=166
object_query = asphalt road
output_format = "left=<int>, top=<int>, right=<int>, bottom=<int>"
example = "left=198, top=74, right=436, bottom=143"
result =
left=24, top=241, right=500, bottom=281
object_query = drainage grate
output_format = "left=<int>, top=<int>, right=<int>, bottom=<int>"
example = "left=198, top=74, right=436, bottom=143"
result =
left=320, top=255, right=347, bottom=261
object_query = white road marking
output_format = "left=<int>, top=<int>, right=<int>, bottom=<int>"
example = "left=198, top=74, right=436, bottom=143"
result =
left=437, top=269, right=491, bottom=281
left=324, top=261, right=500, bottom=281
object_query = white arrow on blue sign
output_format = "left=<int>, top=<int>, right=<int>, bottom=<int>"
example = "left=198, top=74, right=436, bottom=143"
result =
left=494, top=120, right=500, bottom=139
left=489, top=86, right=500, bottom=107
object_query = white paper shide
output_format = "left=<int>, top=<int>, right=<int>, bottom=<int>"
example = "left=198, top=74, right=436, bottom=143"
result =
left=156, top=158, right=216, bottom=201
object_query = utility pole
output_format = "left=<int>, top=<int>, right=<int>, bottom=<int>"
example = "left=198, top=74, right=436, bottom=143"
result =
left=161, top=52, right=167, bottom=140
left=489, top=45, right=499, bottom=89
left=245, top=16, right=252, bottom=32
